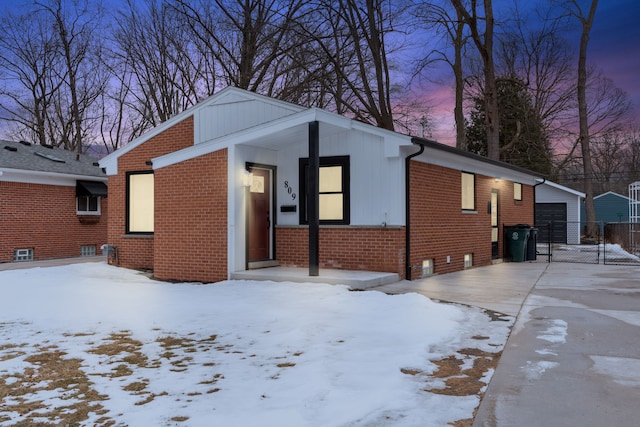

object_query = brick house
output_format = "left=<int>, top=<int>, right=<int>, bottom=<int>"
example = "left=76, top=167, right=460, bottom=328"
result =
left=99, top=87, right=544, bottom=283
left=0, top=140, right=108, bottom=263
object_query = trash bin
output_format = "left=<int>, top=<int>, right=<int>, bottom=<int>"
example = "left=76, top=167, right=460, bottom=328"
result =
left=526, top=227, right=538, bottom=261
left=507, top=224, right=530, bottom=262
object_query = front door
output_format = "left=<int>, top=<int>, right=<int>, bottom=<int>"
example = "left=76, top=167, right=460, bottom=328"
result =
left=248, top=168, right=271, bottom=261
left=491, top=190, right=499, bottom=259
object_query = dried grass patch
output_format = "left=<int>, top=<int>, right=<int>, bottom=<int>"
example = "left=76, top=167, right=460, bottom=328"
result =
left=0, top=347, right=111, bottom=426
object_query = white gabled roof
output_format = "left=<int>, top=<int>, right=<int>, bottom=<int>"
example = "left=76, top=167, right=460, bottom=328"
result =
left=99, top=87, right=307, bottom=175
left=537, top=179, right=586, bottom=198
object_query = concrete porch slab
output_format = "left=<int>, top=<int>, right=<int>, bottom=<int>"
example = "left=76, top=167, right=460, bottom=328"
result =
left=230, top=266, right=400, bottom=289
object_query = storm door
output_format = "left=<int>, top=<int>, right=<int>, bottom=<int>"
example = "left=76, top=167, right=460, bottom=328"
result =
left=248, top=167, right=272, bottom=262
left=491, top=189, right=499, bottom=259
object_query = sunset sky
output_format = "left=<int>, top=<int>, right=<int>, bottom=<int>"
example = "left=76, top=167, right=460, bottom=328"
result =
left=426, top=0, right=640, bottom=145
left=0, top=0, right=637, bottom=147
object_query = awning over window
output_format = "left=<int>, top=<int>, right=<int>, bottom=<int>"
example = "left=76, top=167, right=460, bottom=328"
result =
left=76, top=180, right=108, bottom=198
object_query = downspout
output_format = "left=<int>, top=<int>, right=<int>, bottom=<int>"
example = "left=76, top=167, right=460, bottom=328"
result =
left=405, top=140, right=425, bottom=281
left=533, top=178, right=546, bottom=223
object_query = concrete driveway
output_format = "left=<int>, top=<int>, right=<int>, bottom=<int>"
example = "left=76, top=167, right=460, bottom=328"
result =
left=375, top=261, right=640, bottom=426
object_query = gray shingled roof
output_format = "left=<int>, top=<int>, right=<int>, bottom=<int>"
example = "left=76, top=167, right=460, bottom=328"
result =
left=0, top=140, right=105, bottom=178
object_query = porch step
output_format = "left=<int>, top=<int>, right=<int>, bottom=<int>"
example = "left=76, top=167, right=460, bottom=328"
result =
left=231, top=266, right=400, bottom=289
left=248, top=260, right=280, bottom=270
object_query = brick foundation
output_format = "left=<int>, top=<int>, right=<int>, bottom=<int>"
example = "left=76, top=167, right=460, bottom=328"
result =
left=276, top=226, right=406, bottom=278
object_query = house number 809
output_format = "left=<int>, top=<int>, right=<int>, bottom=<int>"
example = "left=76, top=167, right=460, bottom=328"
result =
left=284, top=181, right=296, bottom=200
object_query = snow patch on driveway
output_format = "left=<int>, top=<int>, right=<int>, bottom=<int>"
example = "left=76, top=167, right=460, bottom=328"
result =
left=590, top=356, right=640, bottom=387
left=537, top=319, right=568, bottom=344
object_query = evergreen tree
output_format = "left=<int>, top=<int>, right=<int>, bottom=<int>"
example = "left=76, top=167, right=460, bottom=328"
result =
left=466, top=77, right=552, bottom=175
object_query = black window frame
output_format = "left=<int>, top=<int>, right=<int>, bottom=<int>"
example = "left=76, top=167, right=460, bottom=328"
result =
left=126, top=170, right=154, bottom=234
left=299, top=155, right=350, bottom=225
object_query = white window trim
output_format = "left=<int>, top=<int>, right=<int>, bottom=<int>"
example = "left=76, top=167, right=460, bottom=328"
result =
left=76, top=195, right=102, bottom=215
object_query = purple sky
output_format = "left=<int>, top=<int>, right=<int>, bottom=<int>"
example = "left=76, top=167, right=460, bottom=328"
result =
left=429, top=0, right=640, bottom=145
left=0, top=0, right=636, bottom=147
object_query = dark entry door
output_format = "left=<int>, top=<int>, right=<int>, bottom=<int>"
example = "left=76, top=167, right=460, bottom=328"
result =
left=248, top=168, right=271, bottom=261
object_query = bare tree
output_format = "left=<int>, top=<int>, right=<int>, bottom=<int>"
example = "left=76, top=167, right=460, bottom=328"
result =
left=113, top=0, right=205, bottom=129
left=413, top=1, right=468, bottom=149
left=568, top=0, right=598, bottom=236
left=451, top=0, right=499, bottom=159
left=498, top=4, right=577, bottom=144
left=36, top=0, right=107, bottom=153
left=591, top=131, right=628, bottom=194
left=174, top=0, right=309, bottom=97
left=0, top=10, right=61, bottom=146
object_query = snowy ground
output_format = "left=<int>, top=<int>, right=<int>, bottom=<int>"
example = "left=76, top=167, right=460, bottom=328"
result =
left=0, top=263, right=513, bottom=426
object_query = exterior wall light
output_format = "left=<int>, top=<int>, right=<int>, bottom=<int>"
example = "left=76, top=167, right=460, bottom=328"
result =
left=242, top=169, right=254, bottom=188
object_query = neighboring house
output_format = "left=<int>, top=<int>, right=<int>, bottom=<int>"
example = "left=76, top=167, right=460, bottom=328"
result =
left=535, top=181, right=585, bottom=244
left=0, top=140, right=108, bottom=263
left=99, top=87, right=544, bottom=283
left=580, top=191, right=630, bottom=224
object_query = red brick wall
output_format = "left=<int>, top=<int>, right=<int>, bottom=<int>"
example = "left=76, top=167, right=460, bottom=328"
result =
left=107, top=116, right=194, bottom=271
left=154, top=149, right=228, bottom=283
left=277, top=227, right=406, bottom=278
left=0, top=181, right=107, bottom=263
left=408, top=161, right=534, bottom=276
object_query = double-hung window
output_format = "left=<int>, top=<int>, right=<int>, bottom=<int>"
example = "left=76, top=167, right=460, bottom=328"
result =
left=127, top=171, right=154, bottom=233
left=299, top=156, right=350, bottom=225
left=461, top=172, right=475, bottom=211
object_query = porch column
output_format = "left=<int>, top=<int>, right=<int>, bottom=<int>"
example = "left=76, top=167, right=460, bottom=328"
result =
left=308, top=121, right=319, bottom=276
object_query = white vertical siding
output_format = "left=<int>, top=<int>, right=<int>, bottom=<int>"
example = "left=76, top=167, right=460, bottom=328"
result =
left=196, top=100, right=300, bottom=143
left=274, top=128, right=405, bottom=227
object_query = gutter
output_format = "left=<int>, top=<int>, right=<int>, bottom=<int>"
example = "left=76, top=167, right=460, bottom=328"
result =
left=404, top=139, right=426, bottom=281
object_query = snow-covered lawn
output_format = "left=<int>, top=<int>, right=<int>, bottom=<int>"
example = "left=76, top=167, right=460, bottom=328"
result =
left=0, top=263, right=512, bottom=426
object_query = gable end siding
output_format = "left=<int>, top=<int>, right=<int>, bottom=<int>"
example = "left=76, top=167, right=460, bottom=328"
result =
left=154, top=149, right=228, bottom=283
left=107, top=116, right=194, bottom=271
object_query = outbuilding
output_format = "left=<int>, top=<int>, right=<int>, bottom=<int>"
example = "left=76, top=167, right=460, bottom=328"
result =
left=535, top=180, right=585, bottom=244
left=99, top=87, right=544, bottom=283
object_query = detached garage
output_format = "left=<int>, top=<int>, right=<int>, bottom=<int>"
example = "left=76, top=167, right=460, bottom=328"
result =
left=535, top=181, right=585, bottom=244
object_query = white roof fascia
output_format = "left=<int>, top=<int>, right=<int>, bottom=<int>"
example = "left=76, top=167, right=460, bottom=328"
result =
left=99, top=108, right=198, bottom=174
left=0, top=168, right=107, bottom=186
left=416, top=146, right=541, bottom=185
left=537, top=179, right=586, bottom=198
left=99, top=87, right=307, bottom=175
left=153, top=109, right=320, bottom=170
left=594, top=191, right=629, bottom=201
left=312, top=109, right=410, bottom=157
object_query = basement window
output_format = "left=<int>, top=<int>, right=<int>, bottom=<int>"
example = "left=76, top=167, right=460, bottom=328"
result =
left=422, top=259, right=434, bottom=277
left=80, top=245, right=96, bottom=257
left=464, top=253, right=473, bottom=269
left=14, top=248, right=34, bottom=262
